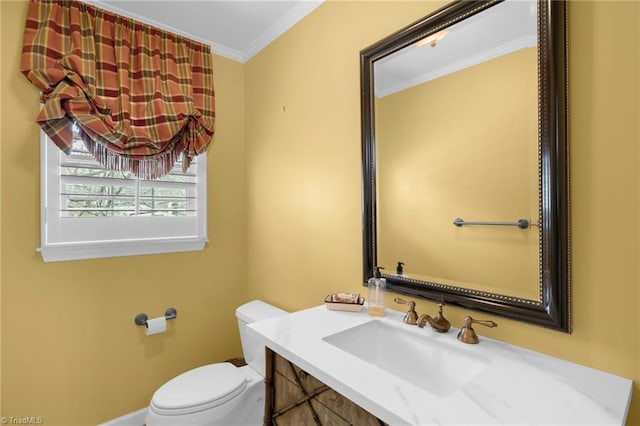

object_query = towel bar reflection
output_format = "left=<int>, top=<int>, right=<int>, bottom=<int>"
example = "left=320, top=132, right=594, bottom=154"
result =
left=134, top=308, right=177, bottom=327
left=453, top=218, right=530, bottom=229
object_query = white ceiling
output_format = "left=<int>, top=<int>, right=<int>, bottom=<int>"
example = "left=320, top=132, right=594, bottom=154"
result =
left=87, top=0, right=324, bottom=63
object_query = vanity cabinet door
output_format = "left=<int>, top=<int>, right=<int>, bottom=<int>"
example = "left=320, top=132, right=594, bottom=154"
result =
left=265, top=349, right=386, bottom=426
left=309, top=399, right=350, bottom=426
left=274, top=351, right=326, bottom=394
left=271, top=383, right=350, bottom=426
left=314, top=389, right=383, bottom=426
left=273, top=370, right=307, bottom=413
left=274, top=398, right=328, bottom=426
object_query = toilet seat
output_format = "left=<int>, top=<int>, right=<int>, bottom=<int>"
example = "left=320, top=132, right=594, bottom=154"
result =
left=150, top=363, right=247, bottom=416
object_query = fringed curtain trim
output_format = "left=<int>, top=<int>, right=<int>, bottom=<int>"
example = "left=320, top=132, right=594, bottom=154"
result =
left=21, top=0, right=215, bottom=178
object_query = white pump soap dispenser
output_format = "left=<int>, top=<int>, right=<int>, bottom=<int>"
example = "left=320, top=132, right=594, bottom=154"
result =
left=367, top=266, right=386, bottom=317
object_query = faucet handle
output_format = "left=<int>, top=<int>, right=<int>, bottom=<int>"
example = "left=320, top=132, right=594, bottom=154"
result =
left=457, top=316, right=498, bottom=344
left=394, top=298, right=418, bottom=325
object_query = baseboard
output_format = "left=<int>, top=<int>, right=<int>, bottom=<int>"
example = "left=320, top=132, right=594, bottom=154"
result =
left=97, top=407, right=147, bottom=426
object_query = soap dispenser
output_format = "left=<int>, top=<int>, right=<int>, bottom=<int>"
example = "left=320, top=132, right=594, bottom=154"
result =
left=367, top=266, right=386, bottom=317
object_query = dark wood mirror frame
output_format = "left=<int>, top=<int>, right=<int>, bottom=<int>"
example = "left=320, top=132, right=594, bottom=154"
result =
left=360, top=0, right=570, bottom=332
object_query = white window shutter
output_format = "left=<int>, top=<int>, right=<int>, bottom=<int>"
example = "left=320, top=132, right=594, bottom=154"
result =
left=39, top=131, right=208, bottom=262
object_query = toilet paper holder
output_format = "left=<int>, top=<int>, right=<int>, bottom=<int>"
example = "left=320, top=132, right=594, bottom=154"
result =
left=134, top=308, right=177, bottom=327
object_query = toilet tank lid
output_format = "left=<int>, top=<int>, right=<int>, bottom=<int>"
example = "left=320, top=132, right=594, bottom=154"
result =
left=236, top=300, right=288, bottom=323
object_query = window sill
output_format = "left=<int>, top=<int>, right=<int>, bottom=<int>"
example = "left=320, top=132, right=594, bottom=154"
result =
left=38, top=237, right=207, bottom=262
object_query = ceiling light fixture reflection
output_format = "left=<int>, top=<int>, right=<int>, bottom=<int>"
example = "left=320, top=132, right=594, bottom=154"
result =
left=416, top=30, right=449, bottom=48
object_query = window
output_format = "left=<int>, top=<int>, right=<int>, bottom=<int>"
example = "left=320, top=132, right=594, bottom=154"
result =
left=39, top=129, right=207, bottom=262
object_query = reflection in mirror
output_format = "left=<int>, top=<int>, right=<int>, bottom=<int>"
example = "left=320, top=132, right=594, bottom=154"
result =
left=376, top=0, right=539, bottom=300
left=360, top=0, right=570, bottom=331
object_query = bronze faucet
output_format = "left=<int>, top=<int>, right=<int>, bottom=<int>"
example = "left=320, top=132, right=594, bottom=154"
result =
left=394, top=297, right=418, bottom=325
left=457, top=316, right=498, bottom=344
left=417, top=302, right=450, bottom=333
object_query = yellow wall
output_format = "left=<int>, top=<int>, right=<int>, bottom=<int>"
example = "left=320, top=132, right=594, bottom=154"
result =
left=2, top=0, right=639, bottom=424
left=245, top=0, right=639, bottom=424
left=376, top=48, right=539, bottom=298
left=1, top=1, right=247, bottom=424
left=244, top=1, right=437, bottom=311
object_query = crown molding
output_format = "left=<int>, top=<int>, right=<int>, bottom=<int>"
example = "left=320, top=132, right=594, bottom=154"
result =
left=83, top=0, right=323, bottom=63
left=240, top=0, right=323, bottom=62
left=376, top=35, right=537, bottom=98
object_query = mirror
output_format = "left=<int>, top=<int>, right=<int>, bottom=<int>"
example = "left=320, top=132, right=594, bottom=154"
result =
left=360, top=0, right=570, bottom=331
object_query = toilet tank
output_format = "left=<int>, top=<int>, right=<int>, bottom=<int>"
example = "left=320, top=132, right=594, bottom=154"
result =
left=236, top=300, right=287, bottom=376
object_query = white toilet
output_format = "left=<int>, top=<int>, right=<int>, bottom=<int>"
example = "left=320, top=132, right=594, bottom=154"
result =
left=145, top=300, right=287, bottom=426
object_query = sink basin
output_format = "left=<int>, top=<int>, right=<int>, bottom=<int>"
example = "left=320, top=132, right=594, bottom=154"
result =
left=323, top=320, right=490, bottom=397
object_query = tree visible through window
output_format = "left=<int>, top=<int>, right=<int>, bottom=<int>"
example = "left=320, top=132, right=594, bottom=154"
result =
left=62, top=127, right=197, bottom=218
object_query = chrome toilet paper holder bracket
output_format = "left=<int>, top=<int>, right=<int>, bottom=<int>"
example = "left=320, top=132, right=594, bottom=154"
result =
left=134, top=307, right=177, bottom=327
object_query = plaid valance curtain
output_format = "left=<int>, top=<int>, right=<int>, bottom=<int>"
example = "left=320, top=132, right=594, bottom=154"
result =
left=21, top=0, right=215, bottom=178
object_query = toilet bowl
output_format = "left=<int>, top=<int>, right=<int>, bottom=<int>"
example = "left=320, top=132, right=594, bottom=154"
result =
left=145, top=300, right=287, bottom=426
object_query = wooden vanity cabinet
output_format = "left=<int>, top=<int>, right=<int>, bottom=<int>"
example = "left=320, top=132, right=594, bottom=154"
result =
left=264, top=348, right=387, bottom=426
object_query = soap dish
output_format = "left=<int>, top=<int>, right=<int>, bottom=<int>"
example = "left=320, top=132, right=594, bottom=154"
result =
left=324, top=294, right=365, bottom=312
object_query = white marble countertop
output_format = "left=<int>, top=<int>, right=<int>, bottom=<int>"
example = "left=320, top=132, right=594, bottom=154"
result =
left=248, top=304, right=633, bottom=425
